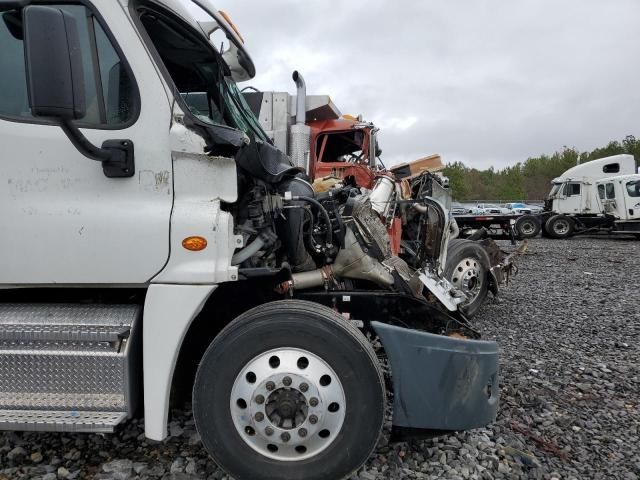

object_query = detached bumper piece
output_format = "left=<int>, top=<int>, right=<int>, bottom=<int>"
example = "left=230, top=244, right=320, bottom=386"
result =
left=372, top=322, right=498, bottom=431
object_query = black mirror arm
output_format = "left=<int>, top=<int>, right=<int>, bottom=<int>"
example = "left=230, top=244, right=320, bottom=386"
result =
left=60, top=119, right=110, bottom=162
left=59, top=119, right=135, bottom=178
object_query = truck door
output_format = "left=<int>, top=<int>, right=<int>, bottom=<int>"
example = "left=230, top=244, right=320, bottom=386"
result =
left=599, top=182, right=620, bottom=217
left=623, top=179, right=640, bottom=220
left=0, top=3, right=173, bottom=284
left=559, top=182, right=582, bottom=213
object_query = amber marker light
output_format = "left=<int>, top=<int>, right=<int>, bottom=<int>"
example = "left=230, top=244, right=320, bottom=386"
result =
left=219, top=10, right=245, bottom=44
left=182, top=236, right=208, bottom=251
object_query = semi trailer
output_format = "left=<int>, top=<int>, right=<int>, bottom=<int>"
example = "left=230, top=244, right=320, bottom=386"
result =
left=0, top=1, right=500, bottom=479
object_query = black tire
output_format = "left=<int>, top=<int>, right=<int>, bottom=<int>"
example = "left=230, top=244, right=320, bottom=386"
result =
left=540, top=215, right=552, bottom=237
left=546, top=215, right=574, bottom=239
left=192, top=300, right=385, bottom=480
left=514, top=215, right=541, bottom=239
left=445, top=239, right=490, bottom=317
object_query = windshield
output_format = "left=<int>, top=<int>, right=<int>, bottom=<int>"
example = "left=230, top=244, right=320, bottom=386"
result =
left=136, top=1, right=269, bottom=143
left=222, top=79, right=269, bottom=142
left=316, top=130, right=366, bottom=163
left=548, top=183, right=561, bottom=198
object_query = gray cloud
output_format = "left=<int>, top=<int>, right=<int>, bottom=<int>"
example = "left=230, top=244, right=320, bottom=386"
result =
left=215, top=0, right=640, bottom=168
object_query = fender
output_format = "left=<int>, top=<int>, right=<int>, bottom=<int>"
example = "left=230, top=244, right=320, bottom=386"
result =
left=143, top=284, right=216, bottom=440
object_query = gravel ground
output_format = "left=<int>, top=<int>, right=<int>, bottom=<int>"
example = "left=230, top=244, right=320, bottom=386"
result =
left=1, top=237, right=639, bottom=480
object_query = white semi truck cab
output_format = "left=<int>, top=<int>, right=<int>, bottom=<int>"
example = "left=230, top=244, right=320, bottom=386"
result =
left=546, top=154, right=636, bottom=215
left=511, top=155, right=640, bottom=239
left=0, top=1, right=499, bottom=478
left=596, top=174, right=640, bottom=221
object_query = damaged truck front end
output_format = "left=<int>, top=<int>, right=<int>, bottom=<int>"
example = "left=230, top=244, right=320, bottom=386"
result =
left=163, top=7, right=502, bottom=439
left=0, top=0, right=501, bottom=479
left=135, top=1, right=504, bottom=474
left=227, top=136, right=501, bottom=436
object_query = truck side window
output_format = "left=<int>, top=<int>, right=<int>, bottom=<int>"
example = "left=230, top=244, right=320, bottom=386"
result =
left=597, top=184, right=605, bottom=200
left=0, top=6, right=135, bottom=126
left=605, top=183, right=615, bottom=199
left=562, top=182, right=581, bottom=196
left=135, top=5, right=230, bottom=128
left=316, top=131, right=365, bottom=163
left=602, top=163, right=620, bottom=174
left=568, top=183, right=581, bottom=196
left=627, top=180, right=640, bottom=198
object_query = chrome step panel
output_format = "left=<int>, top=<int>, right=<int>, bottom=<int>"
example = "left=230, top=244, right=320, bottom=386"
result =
left=0, top=303, right=140, bottom=432
left=0, top=324, right=130, bottom=342
left=0, top=409, right=127, bottom=433
left=0, top=304, right=134, bottom=342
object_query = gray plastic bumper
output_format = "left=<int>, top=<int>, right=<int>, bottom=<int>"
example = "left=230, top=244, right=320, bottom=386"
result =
left=372, top=322, right=499, bottom=431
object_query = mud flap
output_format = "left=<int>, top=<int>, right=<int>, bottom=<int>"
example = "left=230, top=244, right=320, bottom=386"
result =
left=488, top=269, right=499, bottom=296
left=372, top=321, right=499, bottom=431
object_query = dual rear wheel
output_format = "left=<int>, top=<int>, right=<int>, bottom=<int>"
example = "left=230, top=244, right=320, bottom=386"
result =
left=514, top=215, right=541, bottom=239
left=514, top=214, right=575, bottom=239
left=544, top=215, right=575, bottom=239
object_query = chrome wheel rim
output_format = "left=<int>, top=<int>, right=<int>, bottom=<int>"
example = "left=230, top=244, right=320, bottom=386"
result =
left=451, top=257, right=484, bottom=303
left=230, top=348, right=346, bottom=461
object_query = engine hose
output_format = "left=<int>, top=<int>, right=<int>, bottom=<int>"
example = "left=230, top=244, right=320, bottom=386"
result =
left=231, top=235, right=266, bottom=266
left=292, top=195, right=333, bottom=245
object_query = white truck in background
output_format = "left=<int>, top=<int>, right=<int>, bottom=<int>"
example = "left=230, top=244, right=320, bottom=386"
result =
left=0, top=1, right=500, bottom=479
left=512, top=154, right=640, bottom=239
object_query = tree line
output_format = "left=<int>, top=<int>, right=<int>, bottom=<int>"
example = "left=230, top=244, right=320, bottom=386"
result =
left=442, top=135, right=640, bottom=201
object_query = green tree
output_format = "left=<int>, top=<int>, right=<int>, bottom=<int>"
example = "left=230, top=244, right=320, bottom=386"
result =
left=445, top=136, right=639, bottom=201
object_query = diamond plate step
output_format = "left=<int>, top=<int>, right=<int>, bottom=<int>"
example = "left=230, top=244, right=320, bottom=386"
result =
left=0, top=409, right=127, bottom=433
left=0, top=303, right=141, bottom=432
left=0, top=304, right=134, bottom=342
left=0, top=324, right=130, bottom=342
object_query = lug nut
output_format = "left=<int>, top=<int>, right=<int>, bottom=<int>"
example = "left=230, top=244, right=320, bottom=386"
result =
left=281, top=432, right=291, bottom=442
left=309, top=415, right=318, bottom=425
left=309, top=397, right=319, bottom=407
left=299, top=383, right=309, bottom=392
left=266, top=381, right=275, bottom=391
left=298, top=428, right=308, bottom=438
left=283, top=376, right=292, bottom=386
left=265, top=426, right=274, bottom=436
left=255, top=412, right=264, bottom=422
left=255, top=394, right=265, bottom=405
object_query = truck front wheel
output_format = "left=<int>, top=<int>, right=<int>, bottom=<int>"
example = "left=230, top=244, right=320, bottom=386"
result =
left=546, top=215, right=574, bottom=239
left=192, top=300, right=385, bottom=480
left=445, top=239, right=490, bottom=317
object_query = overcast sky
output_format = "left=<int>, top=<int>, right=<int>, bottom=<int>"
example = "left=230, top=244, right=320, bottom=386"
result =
left=214, top=0, right=640, bottom=169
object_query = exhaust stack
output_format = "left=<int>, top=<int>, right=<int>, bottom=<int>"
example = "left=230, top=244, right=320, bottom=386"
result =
left=293, top=70, right=306, bottom=125
left=288, top=71, right=312, bottom=175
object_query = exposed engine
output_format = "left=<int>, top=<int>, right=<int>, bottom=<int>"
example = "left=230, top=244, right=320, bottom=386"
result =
left=229, top=137, right=462, bottom=317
